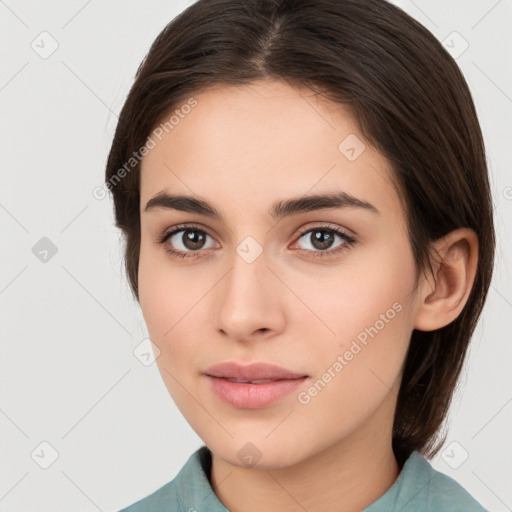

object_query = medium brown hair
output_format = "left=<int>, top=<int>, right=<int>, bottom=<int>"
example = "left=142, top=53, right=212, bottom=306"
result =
left=105, top=0, right=495, bottom=465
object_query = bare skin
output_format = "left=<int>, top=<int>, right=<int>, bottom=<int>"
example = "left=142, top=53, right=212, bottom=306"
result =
left=137, top=79, right=478, bottom=512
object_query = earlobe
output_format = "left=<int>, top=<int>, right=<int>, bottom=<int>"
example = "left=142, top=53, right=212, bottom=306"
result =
left=413, top=228, right=478, bottom=332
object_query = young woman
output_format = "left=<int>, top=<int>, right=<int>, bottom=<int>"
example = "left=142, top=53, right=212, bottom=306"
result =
left=105, top=0, right=495, bottom=510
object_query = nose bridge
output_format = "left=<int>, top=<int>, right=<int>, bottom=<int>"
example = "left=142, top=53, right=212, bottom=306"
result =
left=214, top=243, right=284, bottom=339
left=222, top=245, right=271, bottom=312
left=227, top=231, right=269, bottom=294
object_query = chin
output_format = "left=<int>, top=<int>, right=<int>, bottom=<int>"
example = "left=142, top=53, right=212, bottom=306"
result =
left=206, top=435, right=312, bottom=470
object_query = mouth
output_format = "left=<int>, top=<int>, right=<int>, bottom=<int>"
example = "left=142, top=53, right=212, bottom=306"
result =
left=204, top=361, right=308, bottom=381
left=203, top=362, right=309, bottom=409
left=221, top=378, right=291, bottom=384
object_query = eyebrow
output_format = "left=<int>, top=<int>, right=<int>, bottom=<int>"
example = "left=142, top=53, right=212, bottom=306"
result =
left=144, top=191, right=379, bottom=219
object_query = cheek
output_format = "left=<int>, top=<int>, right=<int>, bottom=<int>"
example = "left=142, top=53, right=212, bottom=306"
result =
left=138, top=243, right=183, bottom=357
left=138, top=252, right=170, bottom=340
left=291, top=298, right=413, bottom=442
left=138, top=256, right=198, bottom=413
left=138, top=243, right=214, bottom=372
left=289, top=236, right=415, bottom=341
left=293, top=242, right=415, bottom=401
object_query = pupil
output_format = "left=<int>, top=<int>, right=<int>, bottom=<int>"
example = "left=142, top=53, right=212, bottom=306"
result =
left=311, top=230, right=334, bottom=250
left=183, top=230, right=205, bottom=250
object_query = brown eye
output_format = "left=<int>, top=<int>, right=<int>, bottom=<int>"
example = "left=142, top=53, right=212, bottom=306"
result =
left=297, top=226, right=356, bottom=256
left=309, top=230, right=336, bottom=250
left=158, top=226, right=220, bottom=259
left=179, top=229, right=207, bottom=250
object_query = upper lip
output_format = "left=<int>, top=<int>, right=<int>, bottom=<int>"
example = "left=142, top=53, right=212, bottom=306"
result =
left=204, top=362, right=308, bottom=381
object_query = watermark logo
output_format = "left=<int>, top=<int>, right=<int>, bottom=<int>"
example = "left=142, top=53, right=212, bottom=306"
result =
left=31, top=31, right=59, bottom=59
left=441, top=441, right=469, bottom=469
left=237, top=441, right=263, bottom=468
left=442, top=31, right=469, bottom=59
left=133, top=338, right=161, bottom=366
left=31, top=441, right=59, bottom=469
left=32, top=237, right=58, bottom=263
left=338, top=134, right=366, bottom=162
left=236, top=236, right=263, bottom=264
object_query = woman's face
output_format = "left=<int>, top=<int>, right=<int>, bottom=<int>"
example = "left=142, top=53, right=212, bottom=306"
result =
left=138, top=79, right=421, bottom=468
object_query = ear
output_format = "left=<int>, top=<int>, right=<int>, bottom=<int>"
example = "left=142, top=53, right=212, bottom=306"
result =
left=413, top=228, right=479, bottom=331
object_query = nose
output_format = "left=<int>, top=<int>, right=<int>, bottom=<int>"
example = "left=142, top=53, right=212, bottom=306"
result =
left=213, top=248, right=286, bottom=343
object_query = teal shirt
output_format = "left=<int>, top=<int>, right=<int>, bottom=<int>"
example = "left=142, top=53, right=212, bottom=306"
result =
left=118, top=446, right=487, bottom=511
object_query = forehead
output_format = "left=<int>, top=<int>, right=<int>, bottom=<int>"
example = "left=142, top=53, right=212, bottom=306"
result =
left=139, top=80, right=401, bottom=221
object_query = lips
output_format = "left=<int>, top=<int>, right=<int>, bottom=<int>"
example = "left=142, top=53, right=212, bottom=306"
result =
left=203, top=361, right=308, bottom=381
left=203, top=362, right=309, bottom=409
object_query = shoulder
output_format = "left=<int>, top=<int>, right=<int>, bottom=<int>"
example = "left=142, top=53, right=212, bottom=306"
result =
left=365, top=451, right=488, bottom=512
left=116, top=445, right=226, bottom=512
left=418, top=452, right=488, bottom=512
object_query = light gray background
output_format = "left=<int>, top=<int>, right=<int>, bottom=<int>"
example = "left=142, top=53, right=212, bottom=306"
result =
left=1, top=1, right=511, bottom=511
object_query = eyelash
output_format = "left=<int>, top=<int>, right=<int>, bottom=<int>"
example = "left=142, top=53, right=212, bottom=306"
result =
left=157, top=223, right=357, bottom=260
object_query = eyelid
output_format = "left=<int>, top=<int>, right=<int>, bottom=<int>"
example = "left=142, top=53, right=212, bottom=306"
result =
left=294, top=222, right=356, bottom=239
left=157, top=222, right=216, bottom=244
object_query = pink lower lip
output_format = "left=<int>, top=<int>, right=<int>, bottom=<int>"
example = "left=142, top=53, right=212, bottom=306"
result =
left=205, top=375, right=308, bottom=409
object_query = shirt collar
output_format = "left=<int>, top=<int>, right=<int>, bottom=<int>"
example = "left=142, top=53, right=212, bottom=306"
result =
left=175, top=445, right=229, bottom=512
